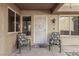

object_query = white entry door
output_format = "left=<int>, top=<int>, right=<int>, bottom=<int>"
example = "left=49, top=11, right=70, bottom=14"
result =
left=34, top=15, right=47, bottom=44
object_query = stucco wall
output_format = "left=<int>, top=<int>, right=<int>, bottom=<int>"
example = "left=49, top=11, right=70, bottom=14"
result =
left=58, top=3, right=79, bottom=12
left=0, top=3, right=21, bottom=55
left=0, top=4, right=5, bottom=55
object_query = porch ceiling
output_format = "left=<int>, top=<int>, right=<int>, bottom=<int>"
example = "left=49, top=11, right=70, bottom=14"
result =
left=15, top=3, right=64, bottom=14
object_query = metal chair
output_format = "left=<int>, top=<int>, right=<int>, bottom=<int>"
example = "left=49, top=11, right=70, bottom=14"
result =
left=48, top=32, right=61, bottom=53
left=16, top=32, right=31, bottom=53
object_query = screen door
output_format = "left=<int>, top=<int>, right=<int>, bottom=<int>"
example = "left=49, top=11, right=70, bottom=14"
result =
left=34, top=15, right=47, bottom=44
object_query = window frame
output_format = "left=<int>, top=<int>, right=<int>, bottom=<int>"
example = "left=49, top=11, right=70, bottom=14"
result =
left=59, top=15, right=79, bottom=37
left=59, top=16, right=70, bottom=35
left=70, top=16, right=79, bottom=37
left=16, top=13, right=20, bottom=32
left=8, top=7, right=20, bottom=34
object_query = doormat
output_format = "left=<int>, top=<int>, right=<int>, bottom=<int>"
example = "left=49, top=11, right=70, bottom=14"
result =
left=39, top=44, right=47, bottom=48
left=34, top=44, right=47, bottom=48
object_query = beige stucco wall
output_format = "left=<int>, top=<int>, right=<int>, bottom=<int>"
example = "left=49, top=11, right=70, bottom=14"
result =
left=48, top=15, right=59, bottom=35
left=0, top=3, right=21, bottom=55
left=58, top=3, right=79, bottom=12
left=0, top=4, right=6, bottom=55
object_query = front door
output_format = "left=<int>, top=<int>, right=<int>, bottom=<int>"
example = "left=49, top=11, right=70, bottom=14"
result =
left=34, top=15, right=47, bottom=44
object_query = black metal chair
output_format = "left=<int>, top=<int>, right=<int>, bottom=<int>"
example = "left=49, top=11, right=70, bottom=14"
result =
left=16, top=32, right=31, bottom=53
left=48, top=32, right=61, bottom=53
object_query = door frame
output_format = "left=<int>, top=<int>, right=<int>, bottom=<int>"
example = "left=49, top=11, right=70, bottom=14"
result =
left=34, top=15, right=48, bottom=44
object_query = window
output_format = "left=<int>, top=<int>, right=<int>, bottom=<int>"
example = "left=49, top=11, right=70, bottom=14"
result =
left=71, top=16, right=79, bottom=35
left=8, top=8, right=20, bottom=32
left=8, top=9, right=15, bottom=32
left=59, top=16, right=79, bottom=35
left=16, top=13, right=20, bottom=31
left=22, top=16, right=31, bottom=35
left=59, top=16, right=70, bottom=35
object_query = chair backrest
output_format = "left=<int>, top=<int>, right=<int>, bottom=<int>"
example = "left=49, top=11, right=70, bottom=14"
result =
left=52, top=32, right=60, bottom=40
left=17, top=33, right=27, bottom=42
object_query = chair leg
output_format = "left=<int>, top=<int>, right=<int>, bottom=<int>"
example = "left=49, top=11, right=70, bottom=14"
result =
left=49, top=44, right=51, bottom=51
left=19, top=43, right=21, bottom=53
left=49, top=41, right=51, bottom=51
left=59, top=40, right=61, bottom=53
left=29, top=40, right=31, bottom=50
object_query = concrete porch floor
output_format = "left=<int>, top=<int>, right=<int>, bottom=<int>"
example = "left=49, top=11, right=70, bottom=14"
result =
left=11, top=45, right=67, bottom=56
